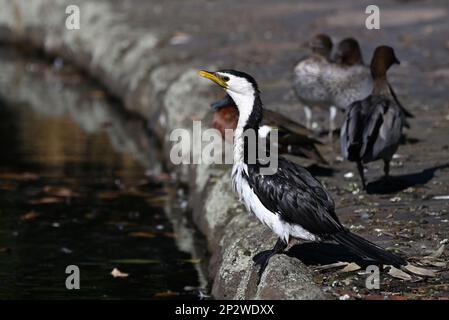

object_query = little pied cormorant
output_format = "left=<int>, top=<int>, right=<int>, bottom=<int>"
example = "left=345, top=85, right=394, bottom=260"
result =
left=199, top=69, right=406, bottom=280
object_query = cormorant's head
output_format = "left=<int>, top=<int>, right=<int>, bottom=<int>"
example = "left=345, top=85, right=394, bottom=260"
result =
left=305, top=34, right=333, bottom=58
left=370, top=46, right=400, bottom=79
left=333, top=38, right=363, bottom=66
left=198, top=69, right=259, bottom=96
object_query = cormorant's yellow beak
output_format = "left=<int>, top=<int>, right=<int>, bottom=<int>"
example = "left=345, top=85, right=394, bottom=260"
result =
left=198, top=70, right=228, bottom=89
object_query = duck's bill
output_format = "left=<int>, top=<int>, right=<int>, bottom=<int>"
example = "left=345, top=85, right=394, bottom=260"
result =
left=198, top=70, right=228, bottom=88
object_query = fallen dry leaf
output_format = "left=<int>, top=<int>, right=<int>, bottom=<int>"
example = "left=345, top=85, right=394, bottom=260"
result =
left=340, top=262, right=361, bottom=273
left=0, top=172, right=38, bottom=181
left=97, top=191, right=121, bottom=200
left=153, top=290, right=179, bottom=298
left=315, top=262, right=349, bottom=271
left=110, top=268, right=129, bottom=278
left=423, top=261, right=447, bottom=268
left=20, top=211, right=41, bottom=221
left=403, top=264, right=437, bottom=277
left=43, top=186, right=79, bottom=198
left=29, top=197, right=62, bottom=205
left=388, top=266, right=412, bottom=280
left=424, top=244, right=445, bottom=260
left=128, top=231, right=156, bottom=239
left=180, top=259, right=202, bottom=264
left=433, top=195, right=449, bottom=200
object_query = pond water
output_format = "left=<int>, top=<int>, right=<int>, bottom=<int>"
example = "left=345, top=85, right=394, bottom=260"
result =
left=0, top=48, right=201, bottom=299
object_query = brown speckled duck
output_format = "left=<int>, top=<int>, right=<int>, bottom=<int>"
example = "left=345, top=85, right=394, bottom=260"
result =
left=292, top=34, right=334, bottom=132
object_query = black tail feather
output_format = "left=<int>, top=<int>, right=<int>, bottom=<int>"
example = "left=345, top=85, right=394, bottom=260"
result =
left=331, top=231, right=406, bottom=267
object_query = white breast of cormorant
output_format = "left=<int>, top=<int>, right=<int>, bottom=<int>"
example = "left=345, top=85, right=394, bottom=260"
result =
left=231, top=162, right=318, bottom=243
left=258, top=125, right=272, bottom=138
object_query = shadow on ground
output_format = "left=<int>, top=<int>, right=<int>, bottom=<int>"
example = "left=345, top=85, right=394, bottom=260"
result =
left=286, top=242, right=386, bottom=267
left=366, top=163, right=449, bottom=194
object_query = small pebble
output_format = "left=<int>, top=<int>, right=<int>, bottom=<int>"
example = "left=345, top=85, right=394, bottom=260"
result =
left=61, top=247, right=73, bottom=254
left=344, top=172, right=354, bottom=179
left=390, top=197, right=401, bottom=202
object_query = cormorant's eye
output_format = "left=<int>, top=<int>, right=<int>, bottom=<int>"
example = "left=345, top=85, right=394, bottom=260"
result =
left=222, top=76, right=230, bottom=82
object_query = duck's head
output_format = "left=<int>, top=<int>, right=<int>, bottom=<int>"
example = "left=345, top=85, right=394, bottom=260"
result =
left=333, top=38, right=364, bottom=66
left=370, top=46, right=400, bottom=79
left=304, top=34, right=333, bottom=58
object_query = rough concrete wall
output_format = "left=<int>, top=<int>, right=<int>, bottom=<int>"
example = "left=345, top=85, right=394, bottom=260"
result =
left=0, top=0, right=327, bottom=299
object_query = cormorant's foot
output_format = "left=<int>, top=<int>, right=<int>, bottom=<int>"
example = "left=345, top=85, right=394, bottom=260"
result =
left=252, top=239, right=287, bottom=284
left=253, top=250, right=272, bottom=265
left=253, top=250, right=276, bottom=284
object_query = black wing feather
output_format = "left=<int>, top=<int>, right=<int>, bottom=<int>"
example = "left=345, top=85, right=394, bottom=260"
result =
left=246, top=158, right=343, bottom=236
left=341, top=96, right=389, bottom=162
left=360, top=97, right=387, bottom=159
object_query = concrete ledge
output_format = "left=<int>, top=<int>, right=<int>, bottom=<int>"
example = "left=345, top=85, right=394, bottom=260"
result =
left=0, top=0, right=327, bottom=299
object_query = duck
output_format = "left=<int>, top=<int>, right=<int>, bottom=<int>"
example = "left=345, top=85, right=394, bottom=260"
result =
left=324, top=38, right=373, bottom=113
left=292, top=34, right=334, bottom=133
left=340, top=46, right=406, bottom=189
left=328, top=38, right=413, bottom=126
left=199, top=69, right=406, bottom=280
left=211, top=94, right=327, bottom=165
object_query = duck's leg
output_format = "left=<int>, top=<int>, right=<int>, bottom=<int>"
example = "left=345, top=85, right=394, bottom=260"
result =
left=304, top=106, right=312, bottom=129
left=328, top=106, right=337, bottom=143
left=357, top=161, right=367, bottom=190
left=253, top=238, right=288, bottom=283
left=383, top=158, right=391, bottom=179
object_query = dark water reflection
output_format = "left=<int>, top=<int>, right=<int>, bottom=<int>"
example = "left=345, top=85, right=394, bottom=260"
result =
left=0, top=49, right=200, bottom=299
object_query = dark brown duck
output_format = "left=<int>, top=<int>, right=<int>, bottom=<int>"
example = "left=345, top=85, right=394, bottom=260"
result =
left=340, top=46, right=407, bottom=189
